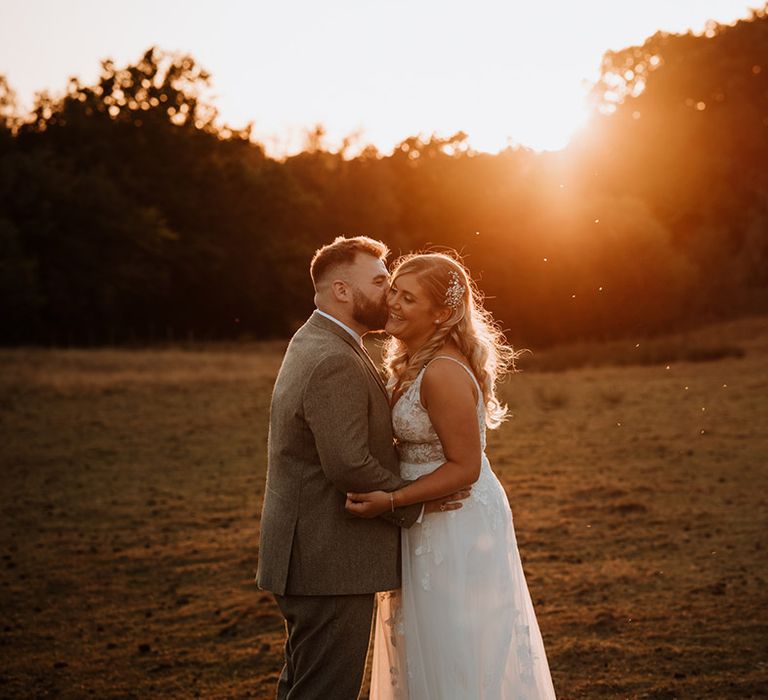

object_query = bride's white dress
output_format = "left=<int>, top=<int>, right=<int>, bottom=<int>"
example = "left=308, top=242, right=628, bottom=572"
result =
left=370, top=357, right=557, bottom=699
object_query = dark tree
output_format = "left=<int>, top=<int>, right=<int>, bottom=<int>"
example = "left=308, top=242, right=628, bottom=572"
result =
left=1, top=7, right=767, bottom=346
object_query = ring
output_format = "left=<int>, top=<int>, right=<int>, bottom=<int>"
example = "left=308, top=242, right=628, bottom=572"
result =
left=440, top=504, right=446, bottom=512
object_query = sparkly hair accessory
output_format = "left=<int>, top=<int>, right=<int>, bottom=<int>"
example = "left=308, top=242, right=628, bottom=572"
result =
left=444, top=270, right=465, bottom=308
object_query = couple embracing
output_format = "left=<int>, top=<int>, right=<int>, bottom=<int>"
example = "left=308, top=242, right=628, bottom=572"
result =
left=257, top=236, right=557, bottom=699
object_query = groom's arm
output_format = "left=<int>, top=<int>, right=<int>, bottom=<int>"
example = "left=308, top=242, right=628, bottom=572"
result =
left=303, top=352, right=422, bottom=528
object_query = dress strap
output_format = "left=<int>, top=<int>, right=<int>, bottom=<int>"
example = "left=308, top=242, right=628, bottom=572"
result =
left=425, top=355, right=483, bottom=400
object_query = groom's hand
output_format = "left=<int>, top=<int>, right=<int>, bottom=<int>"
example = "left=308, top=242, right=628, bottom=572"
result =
left=345, top=490, right=391, bottom=518
left=424, top=488, right=471, bottom=514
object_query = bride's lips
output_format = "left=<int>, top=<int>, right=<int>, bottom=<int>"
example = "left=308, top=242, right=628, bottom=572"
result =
left=388, top=311, right=405, bottom=322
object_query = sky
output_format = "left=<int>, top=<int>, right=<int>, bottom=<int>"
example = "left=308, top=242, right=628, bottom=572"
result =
left=0, top=0, right=762, bottom=156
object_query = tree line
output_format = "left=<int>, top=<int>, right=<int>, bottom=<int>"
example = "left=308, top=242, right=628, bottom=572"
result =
left=0, top=6, right=766, bottom=347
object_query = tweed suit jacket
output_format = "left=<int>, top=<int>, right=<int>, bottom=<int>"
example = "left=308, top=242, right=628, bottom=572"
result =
left=256, top=311, right=422, bottom=596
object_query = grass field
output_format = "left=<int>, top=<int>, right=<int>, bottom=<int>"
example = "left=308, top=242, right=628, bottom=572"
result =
left=1, top=316, right=767, bottom=699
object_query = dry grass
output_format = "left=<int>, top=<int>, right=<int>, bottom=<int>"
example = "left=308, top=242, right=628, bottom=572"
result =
left=1, top=316, right=767, bottom=698
left=513, top=315, right=763, bottom=373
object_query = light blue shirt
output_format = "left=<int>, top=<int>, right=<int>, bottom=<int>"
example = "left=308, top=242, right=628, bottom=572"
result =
left=315, top=309, right=363, bottom=346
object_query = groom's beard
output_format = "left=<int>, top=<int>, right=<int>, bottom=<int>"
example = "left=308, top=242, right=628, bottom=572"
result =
left=352, top=288, right=389, bottom=332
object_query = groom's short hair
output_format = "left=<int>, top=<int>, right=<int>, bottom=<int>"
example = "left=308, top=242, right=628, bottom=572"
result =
left=310, top=236, right=389, bottom=289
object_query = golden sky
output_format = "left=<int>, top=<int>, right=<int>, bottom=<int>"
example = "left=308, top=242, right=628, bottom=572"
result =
left=0, top=0, right=761, bottom=156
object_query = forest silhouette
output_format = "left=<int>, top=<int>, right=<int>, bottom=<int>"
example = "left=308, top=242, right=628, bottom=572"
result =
left=0, top=6, right=766, bottom=346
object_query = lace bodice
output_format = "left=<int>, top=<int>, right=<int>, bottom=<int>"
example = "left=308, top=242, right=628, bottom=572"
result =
left=391, top=357, right=486, bottom=472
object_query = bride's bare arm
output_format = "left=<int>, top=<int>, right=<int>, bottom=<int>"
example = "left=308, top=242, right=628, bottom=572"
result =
left=346, top=360, right=481, bottom=516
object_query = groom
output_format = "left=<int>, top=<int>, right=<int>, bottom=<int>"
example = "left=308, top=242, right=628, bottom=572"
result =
left=257, top=236, right=465, bottom=699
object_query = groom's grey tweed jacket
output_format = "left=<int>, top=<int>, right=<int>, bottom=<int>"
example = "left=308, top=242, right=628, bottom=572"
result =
left=256, top=311, right=422, bottom=596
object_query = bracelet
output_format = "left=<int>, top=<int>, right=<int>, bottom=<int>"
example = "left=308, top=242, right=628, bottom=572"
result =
left=390, top=492, right=395, bottom=512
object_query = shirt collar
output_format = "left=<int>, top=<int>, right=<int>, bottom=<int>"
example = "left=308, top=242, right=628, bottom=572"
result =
left=315, top=309, right=363, bottom=346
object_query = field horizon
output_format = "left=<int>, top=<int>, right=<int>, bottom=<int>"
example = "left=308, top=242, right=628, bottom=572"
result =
left=1, top=313, right=766, bottom=698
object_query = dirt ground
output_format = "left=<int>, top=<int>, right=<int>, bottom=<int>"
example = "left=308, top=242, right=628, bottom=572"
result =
left=1, top=317, right=766, bottom=699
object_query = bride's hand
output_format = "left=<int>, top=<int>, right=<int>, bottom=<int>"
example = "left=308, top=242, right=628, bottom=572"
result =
left=345, top=490, right=391, bottom=518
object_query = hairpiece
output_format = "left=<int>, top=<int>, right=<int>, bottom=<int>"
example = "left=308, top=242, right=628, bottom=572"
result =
left=444, top=270, right=465, bottom=308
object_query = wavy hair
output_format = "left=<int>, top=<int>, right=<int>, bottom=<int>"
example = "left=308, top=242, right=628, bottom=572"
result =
left=382, top=251, right=523, bottom=429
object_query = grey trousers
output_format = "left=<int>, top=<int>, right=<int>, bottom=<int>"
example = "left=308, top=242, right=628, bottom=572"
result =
left=273, top=592, right=376, bottom=700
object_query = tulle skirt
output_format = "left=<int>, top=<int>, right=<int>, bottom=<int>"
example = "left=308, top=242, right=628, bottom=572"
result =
left=370, top=455, right=557, bottom=700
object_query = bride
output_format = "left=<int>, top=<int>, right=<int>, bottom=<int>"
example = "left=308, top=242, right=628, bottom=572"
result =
left=345, top=252, right=557, bottom=699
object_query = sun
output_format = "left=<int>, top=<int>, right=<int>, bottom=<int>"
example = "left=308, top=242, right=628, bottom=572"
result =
left=466, top=89, right=592, bottom=154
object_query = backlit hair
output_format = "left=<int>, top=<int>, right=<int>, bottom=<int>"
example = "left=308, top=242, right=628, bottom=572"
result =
left=310, top=236, right=389, bottom=290
left=382, top=251, right=522, bottom=429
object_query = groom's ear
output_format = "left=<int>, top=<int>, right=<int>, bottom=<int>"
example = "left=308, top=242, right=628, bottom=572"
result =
left=330, top=279, right=350, bottom=302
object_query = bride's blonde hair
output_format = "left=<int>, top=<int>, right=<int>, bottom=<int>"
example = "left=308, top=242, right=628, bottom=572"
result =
left=382, top=251, right=522, bottom=429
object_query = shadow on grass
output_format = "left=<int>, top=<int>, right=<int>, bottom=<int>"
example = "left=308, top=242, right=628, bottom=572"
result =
left=517, top=338, right=745, bottom=373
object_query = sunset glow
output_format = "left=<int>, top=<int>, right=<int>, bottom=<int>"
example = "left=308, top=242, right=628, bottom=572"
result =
left=0, top=0, right=761, bottom=156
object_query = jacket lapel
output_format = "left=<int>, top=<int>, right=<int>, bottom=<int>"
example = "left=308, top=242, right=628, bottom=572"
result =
left=355, top=341, right=390, bottom=398
left=308, top=311, right=390, bottom=400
